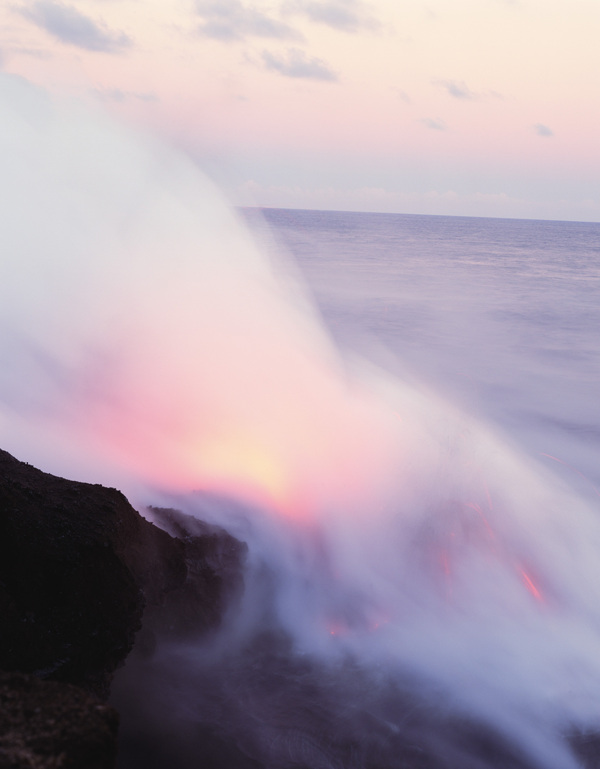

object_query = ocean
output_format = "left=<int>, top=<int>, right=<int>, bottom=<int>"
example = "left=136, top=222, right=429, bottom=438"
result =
left=245, top=209, right=600, bottom=505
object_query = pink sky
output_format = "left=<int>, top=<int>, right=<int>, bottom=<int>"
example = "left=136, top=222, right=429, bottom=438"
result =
left=1, top=0, right=599, bottom=221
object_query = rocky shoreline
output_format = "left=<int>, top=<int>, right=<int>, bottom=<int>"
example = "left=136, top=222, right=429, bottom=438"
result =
left=3, top=448, right=600, bottom=769
left=0, top=448, right=244, bottom=768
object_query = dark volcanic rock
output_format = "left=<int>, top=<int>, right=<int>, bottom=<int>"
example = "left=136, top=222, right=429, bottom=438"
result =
left=0, top=670, right=118, bottom=769
left=141, top=506, right=246, bottom=642
left=570, top=730, right=600, bottom=768
left=111, top=627, right=554, bottom=769
left=0, top=449, right=187, bottom=695
left=0, top=449, right=248, bottom=768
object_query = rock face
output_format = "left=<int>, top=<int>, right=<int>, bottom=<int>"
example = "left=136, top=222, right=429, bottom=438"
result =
left=0, top=448, right=185, bottom=696
left=6, top=448, right=597, bottom=769
left=0, top=448, right=246, bottom=769
left=141, top=506, right=246, bottom=643
left=0, top=671, right=119, bottom=769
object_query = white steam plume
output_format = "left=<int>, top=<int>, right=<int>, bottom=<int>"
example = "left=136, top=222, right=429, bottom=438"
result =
left=2, top=74, right=600, bottom=768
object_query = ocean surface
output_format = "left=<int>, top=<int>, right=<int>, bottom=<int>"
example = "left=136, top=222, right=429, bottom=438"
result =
left=244, top=208, right=600, bottom=505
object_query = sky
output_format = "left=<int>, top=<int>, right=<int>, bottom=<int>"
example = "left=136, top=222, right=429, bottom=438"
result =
left=1, top=0, right=599, bottom=221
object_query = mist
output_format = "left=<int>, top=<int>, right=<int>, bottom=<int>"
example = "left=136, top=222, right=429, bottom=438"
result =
left=2, top=73, right=600, bottom=768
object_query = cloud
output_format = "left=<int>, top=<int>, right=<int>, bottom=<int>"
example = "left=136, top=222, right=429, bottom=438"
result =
left=18, top=1, right=131, bottom=53
left=420, top=117, right=446, bottom=131
left=534, top=123, right=554, bottom=137
left=92, top=88, right=158, bottom=103
left=392, top=87, right=412, bottom=104
left=261, top=47, right=337, bottom=80
left=6, top=45, right=53, bottom=60
left=195, top=0, right=301, bottom=42
left=283, top=0, right=381, bottom=33
left=434, top=79, right=478, bottom=100
left=433, top=80, right=503, bottom=102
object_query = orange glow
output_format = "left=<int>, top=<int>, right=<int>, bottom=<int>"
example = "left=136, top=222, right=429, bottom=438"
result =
left=192, top=432, right=293, bottom=515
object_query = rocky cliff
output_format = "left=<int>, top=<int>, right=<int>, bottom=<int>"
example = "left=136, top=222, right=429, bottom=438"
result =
left=0, top=449, right=245, bottom=768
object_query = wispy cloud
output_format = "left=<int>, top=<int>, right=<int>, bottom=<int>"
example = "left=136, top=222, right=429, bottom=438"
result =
left=261, top=47, right=337, bottom=80
left=433, top=79, right=504, bottom=102
left=18, top=1, right=132, bottom=53
left=421, top=117, right=447, bottom=131
left=283, top=0, right=381, bottom=33
left=393, top=87, right=412, bottom=104
left=92, top=88, right=158, bottom=104
left=434, top=79, right=478, bottom=100
left=195, top=0, right=301, bottom=42
left=534, top=123, right=554, bottom=137
left=5, top=45, right=53, bottom=60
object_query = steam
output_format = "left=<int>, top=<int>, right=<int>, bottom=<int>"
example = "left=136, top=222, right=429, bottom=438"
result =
left=0, top=73, right=396, bottom=511
left=2, top=73, right=600, bottom=767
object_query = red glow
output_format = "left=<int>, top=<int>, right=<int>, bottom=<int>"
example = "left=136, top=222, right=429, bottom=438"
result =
left=327, top=612, right=390, bottom=637
left=541, top=453, right=600, bottom=499
left=519, top=569, right=543, bottom=602
left=440, top=549, right=451, bottom=577
left=483, top=483, right=494, bottom=512
left=465, top=501, right=495, bottom=539
left=328, top=620, right=348, bottom=637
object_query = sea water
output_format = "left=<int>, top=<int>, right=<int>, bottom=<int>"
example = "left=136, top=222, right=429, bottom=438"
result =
left=246, top=209, right=600, bottom=506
